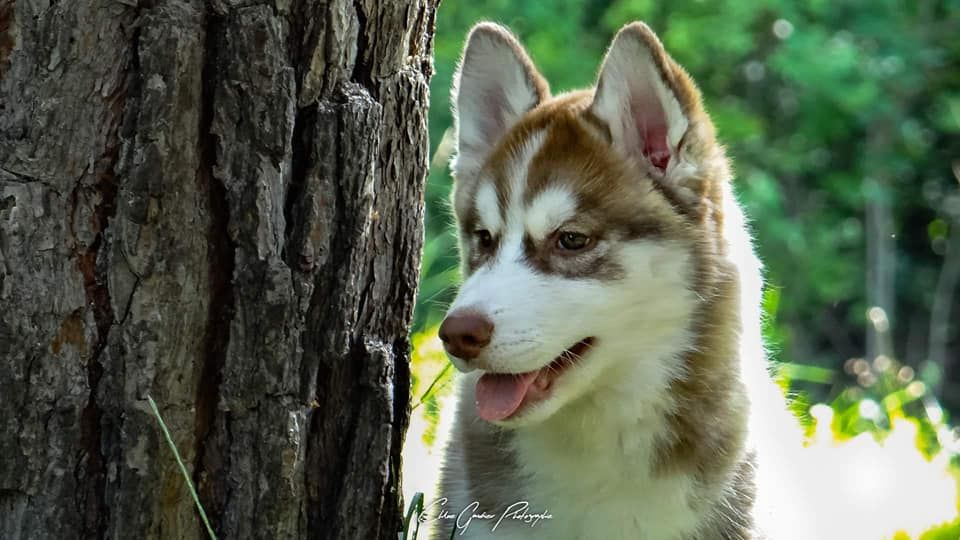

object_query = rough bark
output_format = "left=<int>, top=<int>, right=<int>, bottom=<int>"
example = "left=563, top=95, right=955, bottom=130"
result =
left=0, top=1, right=436, bottom=539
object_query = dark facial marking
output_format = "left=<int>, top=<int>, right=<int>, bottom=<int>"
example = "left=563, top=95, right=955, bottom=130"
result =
left=521, top=233, right=625, bottom=281
left=462, top=225, right=500, bottom=275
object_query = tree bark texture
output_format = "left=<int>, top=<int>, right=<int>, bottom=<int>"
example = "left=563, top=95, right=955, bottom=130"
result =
left=0, top=1, right=437, bottom=538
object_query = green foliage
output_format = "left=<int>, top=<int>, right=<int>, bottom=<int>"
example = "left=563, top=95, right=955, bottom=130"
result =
left=420, top=1, right=960, bottom=377
left=918, top=519, right=960, bottom=540
left=407, top=0, right=960, bottom=537
left=409, top=327, right=456, bottom=446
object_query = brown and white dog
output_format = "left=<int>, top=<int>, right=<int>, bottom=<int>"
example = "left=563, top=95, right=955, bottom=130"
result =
left=429, top=21, right=811, bottom=540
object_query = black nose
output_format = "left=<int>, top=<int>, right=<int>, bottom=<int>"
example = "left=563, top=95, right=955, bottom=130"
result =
left=438, top=310, right=494, bottom=360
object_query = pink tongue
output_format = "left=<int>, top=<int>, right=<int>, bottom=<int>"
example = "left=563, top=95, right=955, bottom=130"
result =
left=475, top=371, right=539, bottom=421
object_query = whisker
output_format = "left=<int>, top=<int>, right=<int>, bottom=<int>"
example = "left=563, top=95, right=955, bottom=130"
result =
left=419, top=287, right=455, bottom=309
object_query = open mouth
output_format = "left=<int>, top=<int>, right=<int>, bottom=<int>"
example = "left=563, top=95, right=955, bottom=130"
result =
left=474, top=337, right=595, bottom=422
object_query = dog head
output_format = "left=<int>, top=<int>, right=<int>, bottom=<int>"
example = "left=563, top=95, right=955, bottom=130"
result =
left=440, top=22, right=732, bottom=427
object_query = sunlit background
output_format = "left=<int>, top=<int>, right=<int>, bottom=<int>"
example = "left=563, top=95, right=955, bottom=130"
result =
left=402, top=2, right=960, bottom=538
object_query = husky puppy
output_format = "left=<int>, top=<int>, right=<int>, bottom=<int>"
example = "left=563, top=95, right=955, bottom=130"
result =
left=429, top=21, right=809, bottom=540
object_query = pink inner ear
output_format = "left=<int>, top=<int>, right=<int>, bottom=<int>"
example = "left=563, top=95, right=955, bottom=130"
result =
left=632, top=93, right=671, bottom=171
left=643, top=128, right=670, bottom=170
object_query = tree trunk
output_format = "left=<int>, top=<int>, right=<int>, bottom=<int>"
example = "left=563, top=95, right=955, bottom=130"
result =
left=0, top=1, right=436, bottom=539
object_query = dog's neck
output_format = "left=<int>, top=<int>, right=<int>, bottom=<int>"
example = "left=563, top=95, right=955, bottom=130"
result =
left=503, top=261, right=754, bottom=490
left=507, top=351, right=692, bottom=476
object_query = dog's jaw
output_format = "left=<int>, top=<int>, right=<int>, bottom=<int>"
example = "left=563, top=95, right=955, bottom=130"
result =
left=471, top=337, right=594, bottom=422
left=446, top=204, right=697, bottom=428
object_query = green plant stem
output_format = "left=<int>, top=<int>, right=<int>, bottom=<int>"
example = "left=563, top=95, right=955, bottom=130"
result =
left=146, top=394, right=218, bottom=540
left=412, top=362, right=453, bottom=411
left=401, top=491, right=425, bottom=540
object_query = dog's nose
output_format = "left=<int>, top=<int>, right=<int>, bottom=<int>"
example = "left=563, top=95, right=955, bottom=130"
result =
left=439, top=310, right=494, bottom=360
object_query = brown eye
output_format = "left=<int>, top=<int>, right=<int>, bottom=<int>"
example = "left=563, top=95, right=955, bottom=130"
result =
left=476, top=230, right=494, bottom=249
left=557, top=231, right=590, bottom=251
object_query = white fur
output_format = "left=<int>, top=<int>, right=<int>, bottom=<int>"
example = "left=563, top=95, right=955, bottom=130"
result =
left=437, top=134, right=791, bottom=540
left=435, top=22, right=806, bottom=540
left=720, top=181, right=819, bottom=540
left=452, top=27, right=541, bottom=177
left=444, top=118, right=703, bottom=538
left=453, top=132, right=694, bottom=403
left=498, top=240, right=700, bottom=539
left=504, top=131, right=546, bottom=231
left=445, top=247, right=699, bottom=540
left=474, top=182, right=502, bottom=235
left=524, top=186, right=577, bottom=240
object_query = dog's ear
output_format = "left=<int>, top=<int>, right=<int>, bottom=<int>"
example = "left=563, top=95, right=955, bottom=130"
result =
left=589, top=23, right=717, bottom=198
left=451, top=23, right=550, bottom=177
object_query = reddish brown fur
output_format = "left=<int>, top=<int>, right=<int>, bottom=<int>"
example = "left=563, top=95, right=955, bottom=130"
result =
left=456, top=27, right=747, bottom=476
left=440, top=20, right=769, bottom=539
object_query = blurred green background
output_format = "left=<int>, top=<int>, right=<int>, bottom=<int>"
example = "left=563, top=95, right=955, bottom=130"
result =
left=404, top=1, right=960, bottom=538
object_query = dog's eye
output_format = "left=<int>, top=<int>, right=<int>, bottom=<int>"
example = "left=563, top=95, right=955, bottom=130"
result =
left=557, top=231, right=591, bottom=251
left=475, top=229, right=494, bottom=249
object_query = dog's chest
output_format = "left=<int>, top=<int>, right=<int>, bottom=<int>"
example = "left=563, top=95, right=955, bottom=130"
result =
left=481, top=433, right=701, bottom=539
left=460, top=475, right=700, bottom=539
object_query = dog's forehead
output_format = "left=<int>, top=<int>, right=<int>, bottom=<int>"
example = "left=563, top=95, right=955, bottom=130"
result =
left=471, top=128, right=560, bottom=234
left=468, top=116, right=631, bottom=234
left=457, top=110, right=689, bottom=279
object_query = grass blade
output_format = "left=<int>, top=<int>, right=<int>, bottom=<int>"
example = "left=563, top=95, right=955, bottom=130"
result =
left=400, top=491, right=425, bottom=540
left=146, top=394, right=218, bottom=540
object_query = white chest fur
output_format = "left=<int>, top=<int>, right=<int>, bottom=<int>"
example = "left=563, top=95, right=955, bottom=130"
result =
left=506, top=420, right=698, bottom=539
left=440, top=376, right=704, bottom=540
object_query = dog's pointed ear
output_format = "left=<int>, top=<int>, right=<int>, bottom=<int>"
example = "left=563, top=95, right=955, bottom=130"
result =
left=451, top=23, right=550, bottom=177
left=589, top=23, right=714, bottom=192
